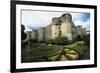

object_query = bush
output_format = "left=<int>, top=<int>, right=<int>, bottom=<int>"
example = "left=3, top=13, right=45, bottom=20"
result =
left=54, top=37, right=69, bottom=45
left=49, top=36, right=70, bottom=45
left=83, top=34, right=90, bottom=46
left=76, top=35, right=83, bottom=41
left=45, top=40, right=53, bottom=44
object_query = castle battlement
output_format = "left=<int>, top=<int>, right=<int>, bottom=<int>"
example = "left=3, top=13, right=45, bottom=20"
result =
left=27, top=13, right=76, bottom=42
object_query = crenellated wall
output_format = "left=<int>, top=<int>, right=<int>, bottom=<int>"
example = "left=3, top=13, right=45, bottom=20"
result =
left=51, top=13, right=73, bottom=40
left=31, top=30, right=37, bottom=41
left=45, top=24, right=52, bottom=41
left=37, top=28, right=45, bottom=42
left=28, top=13, right=76, bottom=42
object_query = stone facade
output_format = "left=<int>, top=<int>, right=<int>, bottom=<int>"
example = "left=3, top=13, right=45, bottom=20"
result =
left=26, top=13, right=80, bottom=42
left=31, top=30, right=37, bottom=41
left=37, top=28, right=45, bottom=42
left=51, top=13, right=74, bottom=40
left=45, top=24, right=52, bottom=41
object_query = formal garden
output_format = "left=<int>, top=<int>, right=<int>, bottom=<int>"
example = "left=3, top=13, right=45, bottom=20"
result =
left=21, top=34, right=90, bottom=63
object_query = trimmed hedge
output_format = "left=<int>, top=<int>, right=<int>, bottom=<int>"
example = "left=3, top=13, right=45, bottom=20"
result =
left=46, top=36, right=71, bottom=45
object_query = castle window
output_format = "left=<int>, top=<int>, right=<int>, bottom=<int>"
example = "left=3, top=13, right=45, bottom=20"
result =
left=55, top=24, right=58, bottom=25
left=58, top=20, right=62, bottom=23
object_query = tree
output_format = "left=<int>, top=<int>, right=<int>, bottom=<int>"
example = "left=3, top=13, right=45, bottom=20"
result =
left=21, top=24, right=27, bottom=48
left=21, top=24, right=27, bottom=40
left=83, top=34, right=90, bottom=47
left=76, top=35, right=83, bottom=41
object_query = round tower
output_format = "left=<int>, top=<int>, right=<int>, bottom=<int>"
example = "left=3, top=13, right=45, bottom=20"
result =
left=31, top=30, right=37, bottom=42
left=60, top=13, right=73, bottom=40
left=51, top=17, right=61, bottom=39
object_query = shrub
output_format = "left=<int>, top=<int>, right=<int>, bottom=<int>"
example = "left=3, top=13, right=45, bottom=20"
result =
left=52, top=36, right=69, bottom=45
left=45, top=36, right=72, bottom=45
left=76, top=35, right=83, bottom=41
left=83, top=34, right=90, bottom=46
left=45, top=40, right=53, bottom=44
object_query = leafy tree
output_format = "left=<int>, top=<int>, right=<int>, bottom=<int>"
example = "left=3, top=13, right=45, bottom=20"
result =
left=76, top=35, right=83, bottom=41
left=21, top=24, right=27, bottom=48
left=83, top=34, right=90, bottom=47
left=21, top=24, right=27, bottom=40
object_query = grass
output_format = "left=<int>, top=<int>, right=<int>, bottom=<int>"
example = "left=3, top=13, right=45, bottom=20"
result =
left=65, top=41, right=90, bottom=59
left=29, top=44, right=62, bottom=57
left=22, top=41, right=90, bottom=62
left=22, top=43, right=62, bottom=62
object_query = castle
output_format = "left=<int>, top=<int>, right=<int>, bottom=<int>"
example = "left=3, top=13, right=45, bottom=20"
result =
left=25, top=13, right=86, bottom=42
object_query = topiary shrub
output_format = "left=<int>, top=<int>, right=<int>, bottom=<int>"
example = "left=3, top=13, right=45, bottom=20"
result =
left=45, top=36, right=72, bottom=45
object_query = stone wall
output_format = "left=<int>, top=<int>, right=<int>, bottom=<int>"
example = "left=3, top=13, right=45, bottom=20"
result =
left=45, top=24, right=52, bottom=41
left=27, top=13, right=76, bottom=42
left=52, top=24, right=60, bottom=39
left=31, top=30, right=37, bottom=41
left=37, top=28, right=45, bottom=42
left=51, top=13, right=73, bottom=40
left=60, top=14, right=73, bottom=40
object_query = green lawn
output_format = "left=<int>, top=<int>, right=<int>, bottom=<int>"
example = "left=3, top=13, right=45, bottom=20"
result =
left=22, top=41, right=90, bottom=62
left=65, top=41, right=90, bottom=59
left=22, top=43, right=62, bottom=62
left=29, top=44, right=62, bottom=57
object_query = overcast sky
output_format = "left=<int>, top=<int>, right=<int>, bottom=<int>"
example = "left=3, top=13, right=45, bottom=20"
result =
left=22, top=10, right=90, bottom=31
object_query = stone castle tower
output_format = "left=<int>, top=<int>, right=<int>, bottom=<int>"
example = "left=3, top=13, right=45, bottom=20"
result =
left=26, top=13, right=75, bottom=42
left=51, top=13, right=73, bottom=40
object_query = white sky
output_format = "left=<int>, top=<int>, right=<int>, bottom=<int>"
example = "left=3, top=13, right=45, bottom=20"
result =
left=22, top=10, right=90, bottom=31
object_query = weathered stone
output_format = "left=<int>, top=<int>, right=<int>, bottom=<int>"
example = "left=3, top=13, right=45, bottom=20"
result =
left=31, top=30, right=37, bottom=41
left=25, top=13, right=87, bottom=42
left=37, top=28, right=45, bottom=42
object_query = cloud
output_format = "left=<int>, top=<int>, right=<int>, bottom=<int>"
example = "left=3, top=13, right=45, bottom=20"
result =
left=22, top=10, right=90, bottom=31
left=22, top=10, right=63, bottom=30
left=74, top=19, right=90, bottom=28
left=71, top=13, right=90, bottom=30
